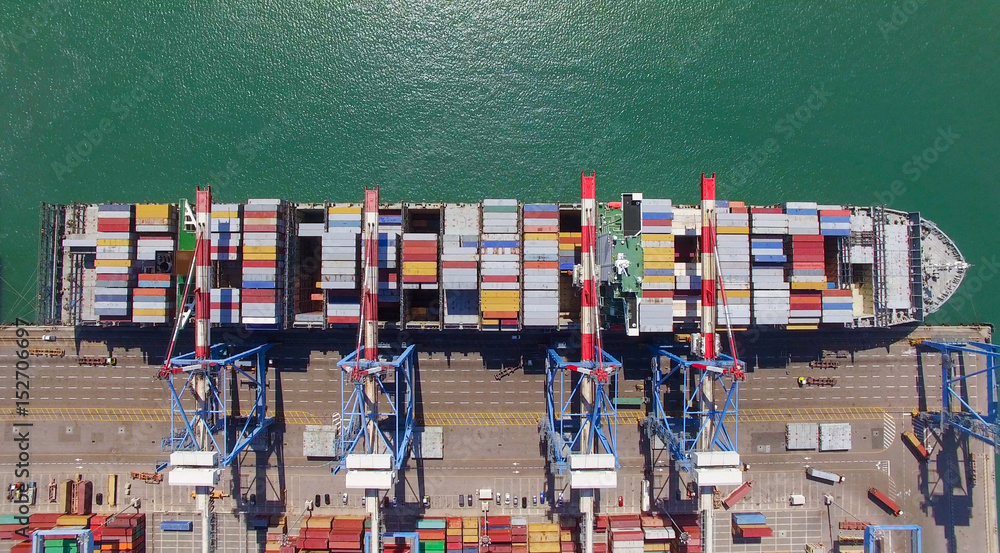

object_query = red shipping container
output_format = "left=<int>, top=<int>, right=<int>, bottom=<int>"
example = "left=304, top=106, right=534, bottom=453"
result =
left=403, top=253, right=438, bottom=262
left=443, top=261, right=477, bottom=269
left=328, top=316, right=361, bottom=324
left=750, top=207, right=782, bottom=214
left=560, top=543, right=575, bottom=552
left=302, top=537, right=329, bottom=549
left=643, top=290, right=674, bottom=298
left=403, top=275, right=437, bottom=283
left=641, top=219, right=671, bottom=227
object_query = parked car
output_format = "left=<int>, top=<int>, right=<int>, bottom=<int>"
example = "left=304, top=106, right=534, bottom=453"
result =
left=496, top=493, right=501, bottom=505
left=459, top=494, right=465, bottom=507
left=521, top=496, right=527, bottom=508
left=342, top=493, right=348, bottom=505
left=467, top=494, right=473, bottom=506
left=422, top=495, right=430, bottom=508
left=504, top=493, right=510, bottom=505
left=41, top=335, right=56, bottom=342
left=539, top=492, right=545, bottom=504
left=618, top=495, right=624, bottom=507
left=532, top=495, right=537, bottom=506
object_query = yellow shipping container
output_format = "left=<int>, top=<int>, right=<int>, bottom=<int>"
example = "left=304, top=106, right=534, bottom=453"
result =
left=244, top=246, right=277, bottom=254
left=644, top=254, right=675, bottom=262
left=132, top=309, right=167, bottom=317
left=558, top=243, right=577, bottom=251
left=643, top=542, right=671, bottom=551
left=135, top=204, right=171, bottom=218
left=446, top=529, right=462, bottom=536
left=403, top=268, right=437, bottom=277
left=96, top=239, right=132, bottom=246
left=527, top=524, right=559, bottom=533
left=56, top=515, right=92, bottom=526
left=642, top=233, right=674, bottom=242
left=526, top=233, right=558, bottom=241
left=726, top=290, right=751, bottom=298
left=481, top=290, right=520, bottom=299
left=791, top=282, right=827, bottom=290
left=95, top=259, right=131, bottom=267
left=788, top=325, right=819, bottom=331
left=717, top=226, right=750, bottom=234
left=643, top=276, right=675, bottom=284
left=328, top=206, right=362, bottom=214
left=462, top=517, right=479, bottom=528
left=243, top=253, right=277, bottom=261
left=403, top=262, right=437, bottom=271
left=211, top=210, right=239, bottom=218
left=559, top=531, right=572, bottom=542
left=527, top=542, right=560, bottom=552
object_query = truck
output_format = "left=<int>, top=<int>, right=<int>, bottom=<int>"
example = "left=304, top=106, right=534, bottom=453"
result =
left=798, top=376, right=837, bottom=387
left=868, top=487, right=902, bottom=516
left=806, top=467, right=845, bottom=484
left=722, top=481, right=753, bottom=509
left=902, top=430, right=931, bottom=462
left=79, top=356, right=117, bottom=366
left=28, top=347, right=65, bottom=357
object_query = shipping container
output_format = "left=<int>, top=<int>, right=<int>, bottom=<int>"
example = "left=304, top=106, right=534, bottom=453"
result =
left=868, top=488, right=902, bottom=516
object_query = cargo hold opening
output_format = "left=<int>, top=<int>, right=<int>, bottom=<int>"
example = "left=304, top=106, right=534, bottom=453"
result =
left=404, top=289, right=441, bottom=328
left=559, top=206, right=582, bottom=326
left=293, top=207, right=326, bottom=326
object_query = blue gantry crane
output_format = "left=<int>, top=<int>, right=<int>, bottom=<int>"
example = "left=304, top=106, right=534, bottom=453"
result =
left=646, top=347, right=743, bottom=470
left=920, top=340, right=1000, bottom=448
left=864, top=524, right=922, bottom=553
left=159, top=188, right=276, bottom=468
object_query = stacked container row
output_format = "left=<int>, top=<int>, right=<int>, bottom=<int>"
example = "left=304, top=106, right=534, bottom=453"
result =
left=751, top=207, right=787, bottom=234
left=242, top=199, right=284, bottom=327
left=819, top=207, right=851, bottom=236
left=402, top=233, right=439, bottom=289
left=324, top=205, right=362, bottom=325
left=639, top=199, right=674, bottom=332
left=211, top=288, right=240, bottom=324
left=523, top=204, right=560, bottom=327
left=415, top=517, right=447, bottom=553
left=821, top=289, right=853, bottom=323
left=784, top=202, right=820, bottom=235
left=607, top=515, right=643, bottom=553
left=296, top=514, right=365, bottom=553
left=94, top=204, right=134, bottom=320
left=558, top=231, right=581, bottom=271
left=132, top=204, right=176, bottom=324
left=480, top=199, right=521, bottom=331
left=0, top=512, right=146, bottom=553
left=730, top=512, right=772, bottom=539
left=379, top=209, right=403, bottom=309
left=527, top=522, right=559, bottom=553
left=716, top=205, right=751, bottom=326
left=442, top=205, right=481, bottom=327
left=211, top=203, right=242, bottom=261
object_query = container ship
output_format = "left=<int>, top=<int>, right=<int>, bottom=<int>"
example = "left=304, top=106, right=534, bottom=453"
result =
left=37, top=185, right=967, bottom=334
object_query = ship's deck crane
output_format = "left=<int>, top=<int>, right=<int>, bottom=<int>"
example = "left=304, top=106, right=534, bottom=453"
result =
left=644, top=174, right=746, bottom=553
left=334, top=187, right=417, bottom=553
left=542, top=173, right=621, bottom=553
left=158, top=187, right=275, bottom=553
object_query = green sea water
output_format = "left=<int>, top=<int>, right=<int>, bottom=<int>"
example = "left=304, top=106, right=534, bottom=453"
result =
left=0, top=1, right=998, bottom=325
